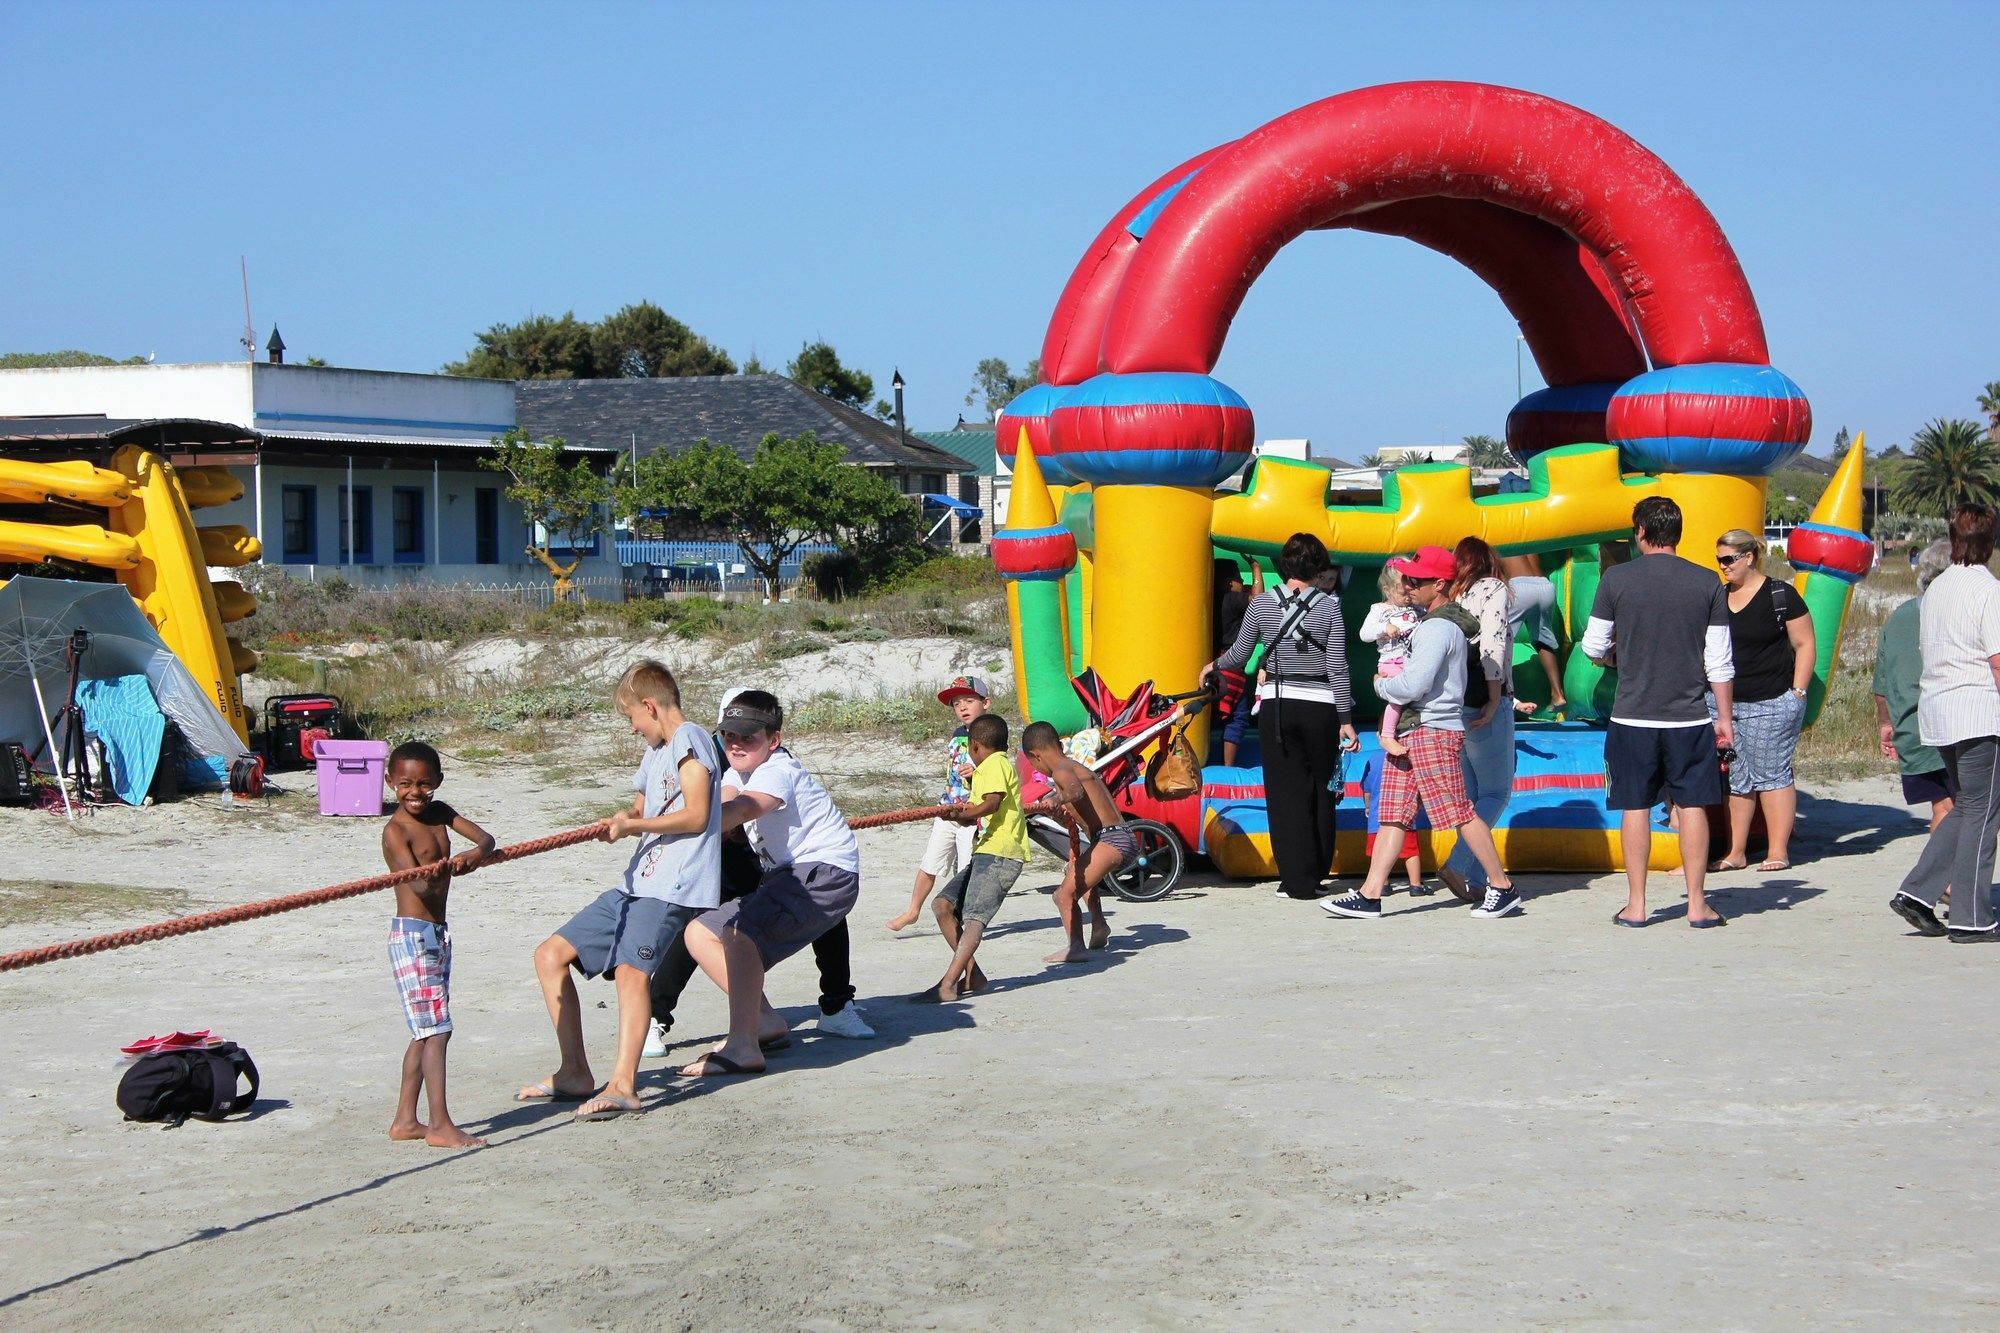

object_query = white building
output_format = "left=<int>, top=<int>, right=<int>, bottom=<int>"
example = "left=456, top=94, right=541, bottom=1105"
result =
left=0, top=362, right=620, bottom=588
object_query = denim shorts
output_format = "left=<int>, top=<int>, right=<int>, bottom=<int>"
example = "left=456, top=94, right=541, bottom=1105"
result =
left=937, top=852, right=1026, bottom=927
left=558, top=890, right=702, bottom=980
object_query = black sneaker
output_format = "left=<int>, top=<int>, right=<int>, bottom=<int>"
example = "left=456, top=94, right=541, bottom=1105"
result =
left=1320, top=891, right=1382, bottom=919
left=1948, top=926, right=1999, bottom=944
left=1471, top=886, right=1523, bottom=919
left=1890, top=892, right=1948, bottom=938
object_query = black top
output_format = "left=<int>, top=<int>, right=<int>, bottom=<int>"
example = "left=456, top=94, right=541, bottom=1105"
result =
left=1728, top=577, right=1810, bottom=703
left=1213, top=586, right=1251, bottom=654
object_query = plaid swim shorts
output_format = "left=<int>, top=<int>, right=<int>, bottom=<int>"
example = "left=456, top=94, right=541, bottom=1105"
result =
left=1376, top=726, right=1474, bottom=830
left=388, top=917, right=452, bottom=1039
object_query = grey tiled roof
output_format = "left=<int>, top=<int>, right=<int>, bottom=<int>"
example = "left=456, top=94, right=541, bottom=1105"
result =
left=514, top=374, right=971, bottom=473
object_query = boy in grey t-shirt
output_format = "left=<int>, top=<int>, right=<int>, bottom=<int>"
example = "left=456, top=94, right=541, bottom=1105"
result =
left=518, top=660, right=722, bottom=1121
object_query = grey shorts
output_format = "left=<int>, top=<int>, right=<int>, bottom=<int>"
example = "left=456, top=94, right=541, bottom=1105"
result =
left=937, top=852, right=1026, bottom=927
left=1717, top=691, right=1806, bottom=795
left=1085, top=821, right=1139, bottom=868
left=1508, top=575, right=1561, bottom=651
left=558, top=890, right=702, bottom=980
left=700, top=860, right=859, bottom=968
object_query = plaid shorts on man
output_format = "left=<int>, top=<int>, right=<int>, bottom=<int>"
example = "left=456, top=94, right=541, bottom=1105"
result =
left=388, top=917, right=452, bottom=1039
left=1376, top=727, right=1475, bottom=829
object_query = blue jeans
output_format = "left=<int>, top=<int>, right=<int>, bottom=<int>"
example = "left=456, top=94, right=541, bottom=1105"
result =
left=1443, top=706, right=1515, bottom=887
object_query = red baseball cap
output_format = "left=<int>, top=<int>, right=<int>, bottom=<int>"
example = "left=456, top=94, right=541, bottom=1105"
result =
left=1387, top=546, right=1456, bottom=582
left=937, top=675, right=990, bottom=705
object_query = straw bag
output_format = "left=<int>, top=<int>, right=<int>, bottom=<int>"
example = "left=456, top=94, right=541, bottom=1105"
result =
left=1145, top=719, right=1203, bottom=801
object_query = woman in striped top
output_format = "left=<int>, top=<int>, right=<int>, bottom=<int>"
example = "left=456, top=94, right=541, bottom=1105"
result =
left=1209, top=532, right=1360, bottom=900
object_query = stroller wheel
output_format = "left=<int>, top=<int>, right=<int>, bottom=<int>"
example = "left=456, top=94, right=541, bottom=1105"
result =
left=1107, top=819, right=1184, bottom=903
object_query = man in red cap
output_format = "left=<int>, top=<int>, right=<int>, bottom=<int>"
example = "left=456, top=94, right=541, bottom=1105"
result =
left=1323, top=546, right=1520, bottom=920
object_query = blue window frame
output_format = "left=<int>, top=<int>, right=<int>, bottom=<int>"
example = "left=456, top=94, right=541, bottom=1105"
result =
left=281, top=486, right=317, bottom=564
left=392, top=486, right=425, bottom=563
left=339, top=485, right=373, bottom=564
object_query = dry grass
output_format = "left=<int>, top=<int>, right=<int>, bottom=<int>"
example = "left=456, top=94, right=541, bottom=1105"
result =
left=0, top=878, right=190, bottom=928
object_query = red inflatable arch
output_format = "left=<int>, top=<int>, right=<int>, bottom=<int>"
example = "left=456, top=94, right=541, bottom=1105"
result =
left=1009, top=82, right=1805, bottom=481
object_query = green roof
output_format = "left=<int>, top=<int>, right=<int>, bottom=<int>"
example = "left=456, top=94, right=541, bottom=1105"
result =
left=915, top=428, right=996, bottom=477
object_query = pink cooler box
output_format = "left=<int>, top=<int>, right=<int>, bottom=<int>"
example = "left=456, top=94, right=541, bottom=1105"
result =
left=315, top=739, right=389, bottom=816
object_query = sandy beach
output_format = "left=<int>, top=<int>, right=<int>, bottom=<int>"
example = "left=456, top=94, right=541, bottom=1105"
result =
left=1, top=762, right=1994, bottom=1328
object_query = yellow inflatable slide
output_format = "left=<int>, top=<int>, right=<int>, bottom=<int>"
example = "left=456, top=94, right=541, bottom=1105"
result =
left=0, top=448, right=258, bottom=742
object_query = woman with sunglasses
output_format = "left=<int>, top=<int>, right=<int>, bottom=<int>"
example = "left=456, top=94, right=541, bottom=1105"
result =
left=1708, top=529, right=1816, bottom=873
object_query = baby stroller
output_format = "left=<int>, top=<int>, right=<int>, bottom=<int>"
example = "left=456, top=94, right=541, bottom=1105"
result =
left=1025, top=671, right=1213, bottom=903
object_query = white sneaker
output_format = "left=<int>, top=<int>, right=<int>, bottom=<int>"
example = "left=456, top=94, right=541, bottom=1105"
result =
left=642, top=1020, right=669, bottom=1059
left=814, top=1002, right=875, bottom=1039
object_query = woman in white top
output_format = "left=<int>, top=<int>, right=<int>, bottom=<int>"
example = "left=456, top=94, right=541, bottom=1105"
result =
left=1437, top=537, right=1514, bottom=905
left=1891, top=503, right=2000, bottom=941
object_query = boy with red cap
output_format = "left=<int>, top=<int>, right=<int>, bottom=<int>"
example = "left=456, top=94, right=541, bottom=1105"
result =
left=1323, top=546, right=1520, bottom=921
left=887, top=675, right=991, bottom=932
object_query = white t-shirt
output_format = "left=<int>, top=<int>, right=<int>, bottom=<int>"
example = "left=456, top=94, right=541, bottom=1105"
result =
left=624, top=722, right=723, bottom=907
left=724, top=747, right=860, bottom=873
left=1918, top=564, right=2000, bottom=748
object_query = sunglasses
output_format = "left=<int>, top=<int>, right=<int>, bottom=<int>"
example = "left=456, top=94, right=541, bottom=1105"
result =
left=1716, top=553, right=1751, bottom=567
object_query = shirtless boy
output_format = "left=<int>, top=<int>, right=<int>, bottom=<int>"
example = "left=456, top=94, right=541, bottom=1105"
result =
left=381, top=741, right=496, bottom=1149
left=1021, top=721, right=1133, bottom=963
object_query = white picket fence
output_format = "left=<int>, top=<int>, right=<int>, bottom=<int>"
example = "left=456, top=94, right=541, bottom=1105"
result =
left=457, top=576, right=624, bottom=607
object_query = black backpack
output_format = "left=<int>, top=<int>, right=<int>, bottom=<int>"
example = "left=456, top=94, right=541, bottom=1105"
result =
left=117, top=1043, right=259, bottom=1127
left=1395, top=606, right=1490, bottom=735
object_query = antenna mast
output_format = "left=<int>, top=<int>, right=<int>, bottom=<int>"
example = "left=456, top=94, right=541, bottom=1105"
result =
left=239, top=257, right=255, bottom=361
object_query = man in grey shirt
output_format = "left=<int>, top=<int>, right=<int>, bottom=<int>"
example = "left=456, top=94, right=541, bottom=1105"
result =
left=1323, top=546, right=1520, bottom=921
left=1581, top=496, right=1736, bottom=929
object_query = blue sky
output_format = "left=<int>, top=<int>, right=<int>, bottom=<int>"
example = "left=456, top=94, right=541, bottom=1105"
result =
left=4, top=2, right=1993, bottom=458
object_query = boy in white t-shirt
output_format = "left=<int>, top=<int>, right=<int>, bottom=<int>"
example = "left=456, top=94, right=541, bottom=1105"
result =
left=518, top=660, right=721, bottom=1121
left=678, top=689, right=863, bottom=1076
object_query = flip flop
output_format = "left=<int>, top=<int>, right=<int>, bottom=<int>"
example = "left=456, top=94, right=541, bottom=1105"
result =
left=1612, top=911, right=1649, bottom=928
left=1755, top=860, right=1792, bottom=872
left=1689, top=914, right=1729, bottom=929
left=759, top=1035, right=792, bottom=1053
left=515, top=1081, right=589, bottom=1103
left=680, top=1052, right=762, bottom=1077
left=1707, top=859, right=1749, bottom=873
left=574, top=1094, right=641, bottom=1121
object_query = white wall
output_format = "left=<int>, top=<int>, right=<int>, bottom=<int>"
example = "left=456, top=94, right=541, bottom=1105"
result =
left=0, top=362, right=254, bottom=423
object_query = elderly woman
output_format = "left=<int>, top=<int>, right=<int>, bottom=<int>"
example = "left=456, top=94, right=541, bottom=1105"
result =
left=1209, top=532, right=1360, bottom=900
left=1875, top=540, right=1955, bottom=831
left=1891, top=504, right=2000, bottom=941
left=1435, top=536, right=1516, bottom=907
left=1707, top=528, right=1816, bottom=873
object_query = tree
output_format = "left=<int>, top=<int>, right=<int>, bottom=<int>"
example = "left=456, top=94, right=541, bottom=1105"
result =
left=622, top=431, right=907, bottom=600
left=0, top=350, right=147, bottom=368
left=302, top=356, right=329, bottom=367
left=446, top=313, right=598, bottom=379
left=591, top=301, right=735, bottom=377
left=479, top=427, right=611, bottom=597
left=444, top=304, right=733, bottom=379
left=1889, top=418, right=2000, bottom=517
left=786, top=341, right=874, bottom=411
left=1979, top=381, right=2000, bottom=442
left=964, top=356, right=1044, bottom=417
left=1765, top=467, right=1828, bottom=526
left=1461, top=433, right=1512, bottom=469
left=1358, top=452, right=1387, bottom=469
left=742, top=351, right=769, bottom=375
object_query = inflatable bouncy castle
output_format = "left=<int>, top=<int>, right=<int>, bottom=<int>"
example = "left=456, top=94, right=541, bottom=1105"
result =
left=993, top=82, right=1872, bottom=876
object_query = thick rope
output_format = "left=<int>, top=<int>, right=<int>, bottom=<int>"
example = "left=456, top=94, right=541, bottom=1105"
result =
left=0, top=804, right=943, bottom=974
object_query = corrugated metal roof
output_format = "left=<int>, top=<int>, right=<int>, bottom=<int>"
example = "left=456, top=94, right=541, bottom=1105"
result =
left=0, top=416, right=259, bottom=447
left=266, top=428, right=615, bottom=453
left=916, top=427, right=997, bottom=476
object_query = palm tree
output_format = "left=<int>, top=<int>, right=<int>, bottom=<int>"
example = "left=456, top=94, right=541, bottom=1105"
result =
left=1462, top=433, right=1513, bottom=469
left=1889, top=418, right=2000, bottom=516
left=1358, top=452, right=1387, bottom=469
left=1978, top=381, right=2000, bottom=442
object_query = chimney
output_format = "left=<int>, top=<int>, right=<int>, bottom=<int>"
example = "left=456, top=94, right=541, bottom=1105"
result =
left=266, top=326, right=286, bottom=365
